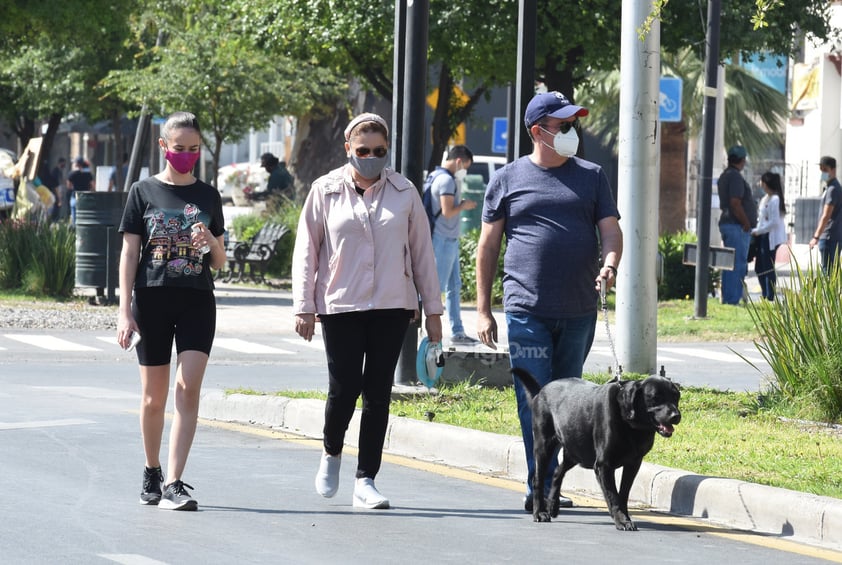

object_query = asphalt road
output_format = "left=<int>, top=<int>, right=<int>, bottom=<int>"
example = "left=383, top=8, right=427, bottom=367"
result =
left=2, top=361, right=840, bottom=564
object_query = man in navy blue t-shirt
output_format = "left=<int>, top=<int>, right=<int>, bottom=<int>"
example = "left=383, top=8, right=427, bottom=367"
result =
left=809, top=155, right=842, bottom=273
left=476, top=91, right=623, bottom=512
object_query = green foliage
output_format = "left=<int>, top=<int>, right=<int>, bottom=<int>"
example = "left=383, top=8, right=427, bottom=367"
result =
left=257, top=379, right=842, bottom=498
left=746, top=258, right=842, bottom=422
left=579, top=49, right=789, bottom=159
left=0, top=217, right=75, bottom=297
left=657, top=231, right=718, bottom=300
left=103, top=1, right=342, bottom=187
left=264, top=198, right=303, bottom=279
left=459, top=228, right=505, bottom=305
left=230, top=214, right=265, bottom=244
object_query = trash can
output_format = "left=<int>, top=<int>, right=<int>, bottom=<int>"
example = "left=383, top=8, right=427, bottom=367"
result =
left=75, top=191, right=129, bottom=302
left=460, top=174, right=485, bottom=236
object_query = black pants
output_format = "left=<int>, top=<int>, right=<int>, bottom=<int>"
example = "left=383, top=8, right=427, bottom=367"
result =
left=754, top=234, right=777, bottom=301
left=319, top=309, right=411, bottom=479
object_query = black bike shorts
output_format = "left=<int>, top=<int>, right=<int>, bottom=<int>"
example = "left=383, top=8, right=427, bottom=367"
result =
left=132, top=287, right=216, bottom=366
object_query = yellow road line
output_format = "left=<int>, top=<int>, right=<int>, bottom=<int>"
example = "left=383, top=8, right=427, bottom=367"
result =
left=201, top=418, right=842, bottom=562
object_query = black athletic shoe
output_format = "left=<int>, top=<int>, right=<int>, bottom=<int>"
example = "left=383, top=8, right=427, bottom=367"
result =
left=140, top=466, right=164, bottom=505
left=159, top=480, right=198, bottom=511
left=523, top=494, right=573, bottom=513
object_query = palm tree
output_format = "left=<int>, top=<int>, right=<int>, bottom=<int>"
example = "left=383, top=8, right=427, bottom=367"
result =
left=577, top=47, right=788, bottom=234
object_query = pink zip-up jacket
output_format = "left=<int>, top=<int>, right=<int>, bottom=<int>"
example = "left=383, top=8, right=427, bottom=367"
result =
left=292, top=164, right=444, bottom=317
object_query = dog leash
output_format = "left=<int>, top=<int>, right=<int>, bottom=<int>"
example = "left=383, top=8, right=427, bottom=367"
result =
left=599, top=278, right=623, bottom=380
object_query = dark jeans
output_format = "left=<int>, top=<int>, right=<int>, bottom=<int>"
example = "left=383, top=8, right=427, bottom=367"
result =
left=319, top=309, right=411, bottom=479
left=819, top=239, right=842, bottom=274
left=506, top=311, right=597, bottom=496
left=754, top=234, right=777, bottom=301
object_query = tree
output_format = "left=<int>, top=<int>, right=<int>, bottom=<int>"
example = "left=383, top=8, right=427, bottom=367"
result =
left=0, top=0, right=135, bottom=163
left=576, top=47, right=789, bottom=234
left=105, top=0, right=342, bottom=189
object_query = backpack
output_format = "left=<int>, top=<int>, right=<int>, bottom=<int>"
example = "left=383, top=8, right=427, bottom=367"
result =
left=422, top=167, right=452, bottom=236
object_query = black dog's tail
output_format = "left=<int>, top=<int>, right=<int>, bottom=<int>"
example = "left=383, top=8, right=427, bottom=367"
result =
left=511, top=368, right=542, bottom=399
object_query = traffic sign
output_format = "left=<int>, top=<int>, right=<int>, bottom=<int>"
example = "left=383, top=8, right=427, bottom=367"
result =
left=492, top=117, right=507, bottom=154
left=659, top=77, right=682, bottom=122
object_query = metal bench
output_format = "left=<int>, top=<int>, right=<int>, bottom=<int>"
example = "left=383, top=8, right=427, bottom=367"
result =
left=227, top=222, right=290, bottom=284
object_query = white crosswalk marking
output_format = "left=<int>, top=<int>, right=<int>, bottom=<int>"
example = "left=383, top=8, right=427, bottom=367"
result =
left=0, top=418, right=96, bottom=431
left=213, top=338, right=295, bottom=354
left=280, top=337, right=325, bottom=351
left=3, top=334, right=100, bottom=351
left=658, top=346, right=743, bottom=363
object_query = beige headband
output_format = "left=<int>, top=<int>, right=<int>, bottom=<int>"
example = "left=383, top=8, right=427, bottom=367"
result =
left=344, top=113, right=389, bottom=141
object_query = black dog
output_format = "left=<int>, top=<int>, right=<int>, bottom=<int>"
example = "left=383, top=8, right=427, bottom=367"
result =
left=512, top=368, right=681, bottom=531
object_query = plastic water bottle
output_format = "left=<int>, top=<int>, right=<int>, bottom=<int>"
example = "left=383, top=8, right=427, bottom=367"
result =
left=192, top=224, right=211, bottom=255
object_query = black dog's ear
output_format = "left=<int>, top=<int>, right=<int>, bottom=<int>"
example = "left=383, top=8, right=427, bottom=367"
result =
left=617, top=380, right=641, bottom=421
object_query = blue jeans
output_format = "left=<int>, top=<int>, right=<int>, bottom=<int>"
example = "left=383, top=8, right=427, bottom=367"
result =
left=432, top=232, right=463, bottom=335
left=506, top=311, right=597, bottom=496
left=720, top=223, right=750, bottom=305
left=819, top=239, right=841, bottom=274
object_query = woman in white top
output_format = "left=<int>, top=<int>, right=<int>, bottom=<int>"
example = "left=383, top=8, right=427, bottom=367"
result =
left=751, top=172, right=787, bottom=300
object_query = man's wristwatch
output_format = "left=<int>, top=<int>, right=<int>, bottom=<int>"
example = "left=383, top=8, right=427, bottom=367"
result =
left=603, top=265, right=617, bottom=276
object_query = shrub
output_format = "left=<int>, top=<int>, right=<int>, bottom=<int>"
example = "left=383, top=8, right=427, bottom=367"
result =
left=263, top=197, right=302, bottom=279
left=746, top=256, right=842, bottom=422
left=658, top=231, right=718, bottom=300
left=459, top=227, right=505, bottom=305
left=0, top=215, right=75, bottom=297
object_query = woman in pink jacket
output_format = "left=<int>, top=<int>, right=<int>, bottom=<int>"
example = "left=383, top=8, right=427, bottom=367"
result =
left=292, top=113, right=443, bottom=509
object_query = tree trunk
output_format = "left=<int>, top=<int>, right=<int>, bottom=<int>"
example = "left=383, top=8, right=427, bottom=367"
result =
left=659, top=121, right=688, bottom=235
left=428, top=64, right=454, bottom=173
left=290, top=89, right=389, bottom=203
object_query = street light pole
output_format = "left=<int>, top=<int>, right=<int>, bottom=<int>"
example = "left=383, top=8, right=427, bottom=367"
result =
left=694, top=0, right=721, bottom=319
left=394, top=0, right=429, bottom=385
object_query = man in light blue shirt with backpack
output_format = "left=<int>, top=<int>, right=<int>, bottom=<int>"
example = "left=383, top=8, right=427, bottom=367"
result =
left=426, top=145, right=478, bottom=344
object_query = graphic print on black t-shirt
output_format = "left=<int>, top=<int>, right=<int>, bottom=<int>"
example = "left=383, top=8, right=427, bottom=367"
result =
left=145, top=203, right=205, bottom=278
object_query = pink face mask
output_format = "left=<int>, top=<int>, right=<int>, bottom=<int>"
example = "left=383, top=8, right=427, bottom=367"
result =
left=165, top=149, right=200, bottom=174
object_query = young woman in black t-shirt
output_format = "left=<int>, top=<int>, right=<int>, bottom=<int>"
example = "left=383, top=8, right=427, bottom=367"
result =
left=117, top=111, right=225, bottom=511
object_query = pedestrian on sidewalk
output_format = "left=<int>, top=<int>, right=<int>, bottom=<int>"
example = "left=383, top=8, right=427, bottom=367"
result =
left=116, top=111, right=226, bottom=511
left=717, top=145, right=758, bottom=305
left=426, top=144, right=479, bottom=345
left=809, top=156, right=842, bottom=273
left=751, top=172, right=786, bottom=300
left=292, top=112, right=443, bottom=510
left=475, top=91, right=622, bottom=512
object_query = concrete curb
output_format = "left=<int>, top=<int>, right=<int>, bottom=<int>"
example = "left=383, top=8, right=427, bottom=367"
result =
left=199, top=389, right=842, bottom=551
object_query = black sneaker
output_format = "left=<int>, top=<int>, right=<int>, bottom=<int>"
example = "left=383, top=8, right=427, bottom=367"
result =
left=139, top=466, right=164, bottom=505
left=159, top=480, right=198, bottom=511
left=523, top=494, right=573, bottom=512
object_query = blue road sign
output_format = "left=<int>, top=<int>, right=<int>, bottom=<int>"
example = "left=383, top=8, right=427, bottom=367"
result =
left=492, top=117, right=507, bottom=154
left=659, top=77, right=682, bottom=122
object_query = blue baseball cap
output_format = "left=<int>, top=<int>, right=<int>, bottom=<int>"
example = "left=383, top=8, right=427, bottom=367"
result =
left=524, top=91, right=589, bottom=127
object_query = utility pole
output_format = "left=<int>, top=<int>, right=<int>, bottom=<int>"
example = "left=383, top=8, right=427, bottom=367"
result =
left=616, top=0, right=660, bottom=375
left=394, top=0, right=429, bottom=385
left=513, top=0, right=536, bottom=158
left=391, top=0, right=407, bottom=171
left=693, top=0, right=721, bottom=319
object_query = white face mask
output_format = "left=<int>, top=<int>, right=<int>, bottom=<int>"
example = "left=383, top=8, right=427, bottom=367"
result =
left=541, top=126, right=579, bottom=157
left=454, top=167, right=467, bottom=182
left=821, top=171, right=830, bottom=183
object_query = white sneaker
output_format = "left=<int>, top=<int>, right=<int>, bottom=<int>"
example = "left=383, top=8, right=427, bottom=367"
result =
left=353, top=478, right=390, bottom=509
left=315, top=452, right=341, bottom=498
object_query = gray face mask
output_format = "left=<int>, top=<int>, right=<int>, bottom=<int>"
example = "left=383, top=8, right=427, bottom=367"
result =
left=349, top=153, right=388, bottom=180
